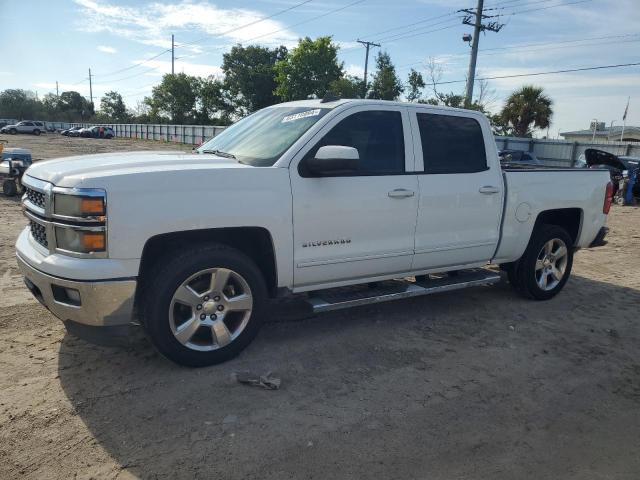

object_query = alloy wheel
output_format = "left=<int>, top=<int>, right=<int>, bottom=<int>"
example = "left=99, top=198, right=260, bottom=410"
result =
left=169, top=268, right=253, bottom=351
left=534, top=238, right=568, bottom=291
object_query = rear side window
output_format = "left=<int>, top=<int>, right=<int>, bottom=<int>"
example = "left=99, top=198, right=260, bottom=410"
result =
left=417, top=113, right=487, bottom=174
left=311, top=110, right=405, bottom=175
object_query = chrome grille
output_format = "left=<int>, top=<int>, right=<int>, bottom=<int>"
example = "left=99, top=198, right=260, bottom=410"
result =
left=29, top=220, right=48, bottom=248
left=25, top=188, right=45, bottom=209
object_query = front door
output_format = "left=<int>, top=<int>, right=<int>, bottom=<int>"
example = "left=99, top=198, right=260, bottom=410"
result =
left=290, top=106, right=419, bottom=290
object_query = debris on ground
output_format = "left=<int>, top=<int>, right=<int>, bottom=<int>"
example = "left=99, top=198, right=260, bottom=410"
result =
left=233, top=371, right=281, bottom=390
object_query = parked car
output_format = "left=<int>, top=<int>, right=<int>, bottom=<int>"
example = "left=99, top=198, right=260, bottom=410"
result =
left=0, top=147, right=32, bottom=196
left=69, top=127, right=86, bottom=137
left=581, top=148, right=639, bottom=203
left=80, top=125, right=115, bottom=139
left=0, top=119, right=19, bottom=129
left=16, top=99, right=611, bottom=367
left=61, top=126, right=83, bottom=136
left=498, top=149, right=542, bottom=165
left=0, top=120, right=46, bottom=135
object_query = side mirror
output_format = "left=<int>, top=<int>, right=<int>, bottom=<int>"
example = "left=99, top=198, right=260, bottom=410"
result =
left=306, top=145, right=359, bottom=176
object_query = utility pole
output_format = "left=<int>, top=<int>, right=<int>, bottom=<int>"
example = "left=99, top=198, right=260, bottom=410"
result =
left=171, top=34, right=175, bottom=75
left=88, top=68, right=93, bottom=108
left=461, top=0, right=503, bottom=107
left=56, top=81, right=59, bottom=98
left=357, top=39, right=380, bottom=97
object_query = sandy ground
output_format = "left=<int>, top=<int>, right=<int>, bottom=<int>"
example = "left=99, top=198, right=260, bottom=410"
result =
left=1, top=132, right=639, bottom=479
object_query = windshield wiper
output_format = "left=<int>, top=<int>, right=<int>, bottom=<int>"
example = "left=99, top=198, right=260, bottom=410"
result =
left=201, top=149, right=236, bottom=159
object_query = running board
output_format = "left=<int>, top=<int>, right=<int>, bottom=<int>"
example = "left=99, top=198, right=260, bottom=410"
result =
left=306, top=268, right=501, bottom=314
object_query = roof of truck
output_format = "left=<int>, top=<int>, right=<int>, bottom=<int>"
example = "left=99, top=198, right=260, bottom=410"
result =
left=277, top=98, right=483, bottom=116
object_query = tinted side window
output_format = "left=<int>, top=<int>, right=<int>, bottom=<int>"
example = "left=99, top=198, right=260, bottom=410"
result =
left=417, top=113, right=487, bottom=174
left=309, top=110, right=405, bottom=175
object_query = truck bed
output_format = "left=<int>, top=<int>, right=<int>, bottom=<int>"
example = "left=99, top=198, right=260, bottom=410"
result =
left=493, top=167, right=611, bottom=264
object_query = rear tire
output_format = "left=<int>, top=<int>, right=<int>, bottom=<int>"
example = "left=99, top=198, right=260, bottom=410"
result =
left=143, top=243, right=268, bottom=367
left=2, top=179, right=17, bottom=196
left=512, top=224, right=574, bottom=300
left=33, top=129, right=41, bottom=136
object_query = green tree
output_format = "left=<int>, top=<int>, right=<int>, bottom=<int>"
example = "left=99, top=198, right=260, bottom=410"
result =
left=406, top=69, right=425, bottom=102
left=328, top=75, right=363, bottom=98
left=274, top=36, right=343, bottom=101
left=367, top=51, right=403, bottom=100
left=100, top=91, right=128, bottom=122
left=41, top=93, right=61, bottom=117
left=197, top=76, right=234, bottom=125
left=223, top=44, right=287, bottom=113
left=145, top=73, right=199, bottom=123
left=59, top=91, right=93, bottom=120
left=0, top=89, right=39, bottom=119
left=499, top=85, right=553, bottom=137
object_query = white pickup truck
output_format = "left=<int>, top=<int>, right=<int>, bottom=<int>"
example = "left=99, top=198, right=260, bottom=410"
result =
left=16, top=99, right=612, bottom=366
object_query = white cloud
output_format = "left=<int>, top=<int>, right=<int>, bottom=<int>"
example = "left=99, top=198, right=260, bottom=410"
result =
left=344, top=64, right=364, bottom=78
left=97, top=45, right=117, bottom=54
left=73, top=0, right=298, bottom=54
left=336, top=40, right=360, bottom=51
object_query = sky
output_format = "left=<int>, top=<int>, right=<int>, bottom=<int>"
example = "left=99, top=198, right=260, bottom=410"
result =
left=1, top=0, right=639, bottom=135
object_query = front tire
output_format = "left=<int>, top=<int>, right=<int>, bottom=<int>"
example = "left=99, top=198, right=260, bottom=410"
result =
left=143, top=244, right=268, bottom=367
left=2, top=179, right=17, bottom=196
left=512, top=225, right=574, bottom=300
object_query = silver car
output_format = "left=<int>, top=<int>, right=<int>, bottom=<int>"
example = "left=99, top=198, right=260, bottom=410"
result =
left=0, top=121, right=46, bottom=135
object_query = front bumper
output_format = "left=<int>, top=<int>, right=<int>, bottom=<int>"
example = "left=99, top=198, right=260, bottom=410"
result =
left=17, top=253, right=137, bottom=327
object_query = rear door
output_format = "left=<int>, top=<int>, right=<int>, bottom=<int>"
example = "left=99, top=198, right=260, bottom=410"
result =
left=289, top=105, right=419, bottom=290
left=410, top=109, right=503, bottom=270
left=18, top=122, right=33, bottom=133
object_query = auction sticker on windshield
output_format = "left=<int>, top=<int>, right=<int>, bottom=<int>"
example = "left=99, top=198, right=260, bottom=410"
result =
left=281, top=109, right=321, bottom=123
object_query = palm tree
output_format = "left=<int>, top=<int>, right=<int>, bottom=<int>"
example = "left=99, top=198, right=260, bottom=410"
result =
left=500, top=86, right=553, bottom=137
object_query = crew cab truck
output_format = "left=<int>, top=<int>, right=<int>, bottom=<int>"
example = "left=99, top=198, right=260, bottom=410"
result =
left=16, top=99, right=612, bottom=367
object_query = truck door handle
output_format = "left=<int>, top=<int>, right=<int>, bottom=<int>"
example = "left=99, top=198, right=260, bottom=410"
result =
left=479, top=186, right=500, bottom=194
left=388, top=189, right=415, bottom=198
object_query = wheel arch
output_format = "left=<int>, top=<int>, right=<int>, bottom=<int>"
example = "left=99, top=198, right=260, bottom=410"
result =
left=533, top=207, right=583, bottom=246
left=137, top=227, right=278, bottom=298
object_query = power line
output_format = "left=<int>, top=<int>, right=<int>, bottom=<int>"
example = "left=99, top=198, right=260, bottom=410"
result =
left=93, top=49, right=171, bottom=78
left=484, top=0, right=567, bottom=12
left=354, top=9, right=464, bottom=41
left=395, top=33, right=640, bottom=70
left=481, top=36, right=640, bottom=57
left=177, top=0, right=314, bottom=49
left=433, top=61, right=640, bottom=86
left=186, top=0, right=365, bottom=58
left=373, top=18, right=462, bottom=43
left=364, top=21, right=462, bottom=45
left=497, top=0, right=593, bottom=17
left=481, top=32, right=640, bottom=52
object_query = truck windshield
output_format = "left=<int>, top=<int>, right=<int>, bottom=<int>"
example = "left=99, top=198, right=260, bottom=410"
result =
left=197, top=106, right=330, bottom=166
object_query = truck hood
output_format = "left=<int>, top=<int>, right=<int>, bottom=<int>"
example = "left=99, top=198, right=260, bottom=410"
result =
left=584, top=148, right=627, bottom=171
left=25, top=150, right=249, bottom=186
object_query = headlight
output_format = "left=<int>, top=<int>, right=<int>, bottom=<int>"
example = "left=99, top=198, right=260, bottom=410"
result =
left=55, top=227, right=106, bottom=253
left=54, top=193, right=105, bottom=218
